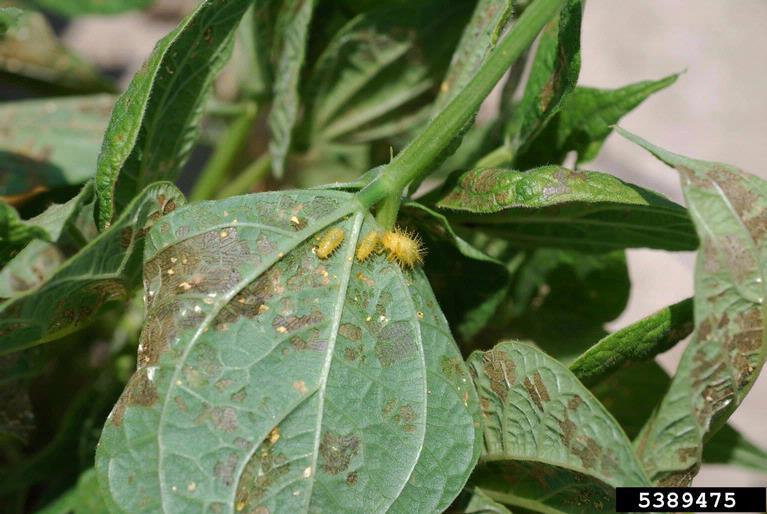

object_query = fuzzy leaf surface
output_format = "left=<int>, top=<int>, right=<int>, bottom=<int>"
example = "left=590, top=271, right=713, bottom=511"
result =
left=97, top=190, right=480, bottom=514
left=570, top=297, right=694, bottom=386
left=622, top=128, right=767, bottom=485
left=435, top=166, right=698, bottom=251
left=0, top=95, right=113, bottom=200
left=95, top=0, right=250, bottom=230
left=0, top=182, right=182, bottom=354
left=467, top=341, right=649, bottom=513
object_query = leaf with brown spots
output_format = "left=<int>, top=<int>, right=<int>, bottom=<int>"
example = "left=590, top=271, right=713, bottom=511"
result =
left=620, top=128, right=767, bottom=485
left=95, top=0, right=253, bottom=230
left=0, top=182, right=183, bottom=354
left=503, top=0, right=581, bottom=156
left=96, top=190, right=481, bottom=514
left=466, top=341, right=650, bottom=513
left=431, top=165, right=697, bottom=252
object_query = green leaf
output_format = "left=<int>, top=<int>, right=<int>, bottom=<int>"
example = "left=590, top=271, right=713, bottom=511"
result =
left=0, top=182, right=97, bottom=298
left=467, top=341, right=649, bottom=513
left=505, top=0, right=581, bottom=154
left=0, top=95, right=113, bottom=201
left=95, top=0, right=251, bottom=230
left=305, top=0, right=471, bottom=147
left=0, top=182, right=183, bottom=354
left=620, top=128, right=767, bottom=485
left=267, top=0, right=316, bottom=178
left=703, top=423, right=767, bottom=473
left=570, top=297, right=694, bottom=387
left=434, top=166, right=698, bottom=251
left=0, top=201, right=48, bottom=266
left=0, top=10, right=113, bottom=94
left=431, top=0, right=513, bottom=114
left=35, top=468, right=109, bottom=514
left=515, top=74, right=678, bottom=169
left=97, top=190, right=480, bottom=513
left=403, top=201, right=510, bottom=342
left=30, top=0, right=151, bottom=16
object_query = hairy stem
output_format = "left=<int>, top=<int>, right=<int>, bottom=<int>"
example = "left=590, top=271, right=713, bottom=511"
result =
left=190, top=101, right=258, bottom=201
left=356, top=0, right=567, bottom=209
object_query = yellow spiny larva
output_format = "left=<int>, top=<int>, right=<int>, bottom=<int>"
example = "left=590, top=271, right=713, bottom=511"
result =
left=315, top=227, right=345, bottom=259
left=355, top=230, right=381, bottom=262
left=381, top=226, right=425, bottom=268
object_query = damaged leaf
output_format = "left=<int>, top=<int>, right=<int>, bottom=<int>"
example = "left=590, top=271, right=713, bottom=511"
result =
left=96, top=190, right=480, bottom=513
left=0, top=182, right=183, bottom=354
left=433, top=166, right=698, bottom=251
left=621, top=128, right=767, bottom=485
left=467, top=341, right=649, bottom=513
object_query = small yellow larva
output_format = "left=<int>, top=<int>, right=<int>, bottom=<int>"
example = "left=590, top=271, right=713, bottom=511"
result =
left=316, top=227, right=345, bottom=259
left=381, top=227, right=425, bottom=268
left=355, top=231, right=381, bottom=262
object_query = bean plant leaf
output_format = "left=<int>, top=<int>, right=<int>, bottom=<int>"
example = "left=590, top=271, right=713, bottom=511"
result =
left=467, top=341, right=650, bottom=513
left=95, top=0, right=251, bottom=230
left=30, top=0, right=152, bottom=16
left=267, top=0, right=316, bottom=178
left=0, top=200, right=48, bottom=265
left=515, top=73, right=678, bottom=169
left=403, top=201, right=510, bottom=342
left=0, top=95, right=114, bottom=201
left=0, top=182, right=182, bottom=354
left=0, top=182, right=97, bottom=298
left=620, top=128, right=767, bottom=485
left=97, top=190, right=480, bottom=514
left=304, top=0, right=471, bottom=147
left=36, top=468, right=109, bottom=514
left=0, top=10, right=113, bottom=94
left=434, top=166, right=698, bottom=251
left=570, top=297, right=694, bottom=386
left=430, top=0, right=513, bottom=114
left=505, top=0, right=581, bottom=154
left=589, top=360, right=767, bottom=473
left=463, top=488, right=513, bottom=514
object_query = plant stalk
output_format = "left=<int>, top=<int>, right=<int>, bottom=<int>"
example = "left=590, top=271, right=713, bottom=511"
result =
left=356, top=0, right=567, bottom=208
left=190, top=101, right=258, bottom=201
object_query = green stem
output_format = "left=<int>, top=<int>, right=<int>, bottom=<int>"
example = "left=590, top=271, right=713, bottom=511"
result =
left=216, top=153, right=272, bottom=199
left=190, top=101, right=258, bottom=201
left=356, top=0, right=567, bottom=208
left=375, top=193, right=402, bottom=230
left=475, top=144, right=514, bottom=168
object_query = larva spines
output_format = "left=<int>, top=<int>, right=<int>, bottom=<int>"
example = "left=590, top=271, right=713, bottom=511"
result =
left=355, top=231, right=381, bottom=262
left=381, top=227, right=425, bottom=268
left=316, top=227, right=345, bottom=259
